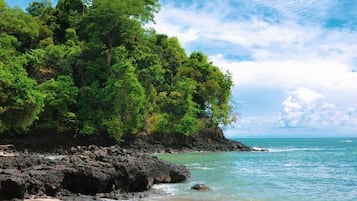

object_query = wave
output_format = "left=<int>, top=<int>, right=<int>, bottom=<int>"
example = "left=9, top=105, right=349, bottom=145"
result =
left=151, top=184, right=178, bottom=196
left=340, top=139, right=352, bottom=143
left=251, top=147, right=269, bottom=152
left=266, top=147, right=324, bottom=153
left=193, top=166, right=214, bottom=170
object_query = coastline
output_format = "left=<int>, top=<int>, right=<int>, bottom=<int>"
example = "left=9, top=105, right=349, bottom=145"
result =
left=0, top=129, right=251, bottom=200
left=0, top=145, right=190, bottom=201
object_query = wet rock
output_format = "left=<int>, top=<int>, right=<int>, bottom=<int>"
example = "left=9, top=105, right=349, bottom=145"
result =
left=0, top=145, right=190, bottom=200
left=191, top=184, right=210, bottom=191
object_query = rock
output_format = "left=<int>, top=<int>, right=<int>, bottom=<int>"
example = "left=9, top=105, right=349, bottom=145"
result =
left=116, top=153, right=190, bottom=192
left=168, top=163, right=191, bottom=183
left=121, top=128, right=253, bottom=153
left=191, top=184, right=210, bottom=191
left=251, top=147, right=268, bottom=152
left=0, top=145, right=190, bottom=200
left=0, top=169, right=26, bottom=200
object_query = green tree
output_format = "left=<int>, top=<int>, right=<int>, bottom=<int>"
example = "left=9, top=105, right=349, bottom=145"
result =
left=129, top=41, right=164, bottom=132
left=153, top=79, right=203, bottom=135
left=0, top=0, right=236, bottom=140
left=176, top=52, right=235, bottom=128
left=26, top=41, right=82, bottom=82
left=0, top=33, right=19, bottom=62
left=78, top=0, right=160, bottom=66
left=154, top=35, right=187, bottom=91
left=0, top=59, right=44, bottom=132
left=0, top=2, right=41, bottom=51
left=27, top=0, right=59, bottom=47
left=55, top=0, right=85, bottom=42
left=37, top=75, right=78, bottom=131
left=102, top=47, right=146, bottom=140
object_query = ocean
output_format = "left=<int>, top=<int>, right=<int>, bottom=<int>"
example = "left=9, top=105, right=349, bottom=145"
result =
left=146, top=138, right=357, bottom=201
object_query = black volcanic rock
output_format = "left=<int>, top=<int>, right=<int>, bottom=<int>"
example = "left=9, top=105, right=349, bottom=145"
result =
left=0, top=169, right=26, bottom=200
left=122, top=128, right=252, bottom=153
left=0, top=145, right=190, bottom=200
left=191, top=184, right=210, bottom=191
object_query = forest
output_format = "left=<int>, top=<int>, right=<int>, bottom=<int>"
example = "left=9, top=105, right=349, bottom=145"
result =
left=0, top=0, right=235, bottom=141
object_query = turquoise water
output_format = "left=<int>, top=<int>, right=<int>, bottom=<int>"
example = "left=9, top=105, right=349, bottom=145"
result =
left=148, top=138, right=357, bottom=201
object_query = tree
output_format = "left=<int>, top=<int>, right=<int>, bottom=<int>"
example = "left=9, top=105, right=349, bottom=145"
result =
left=0, top=59, right=44, bottom=132
left=154, top=35, right=187, bottom=91
left=77, top=0, right=160, bottom=66
left=55, top=0, right=85, bottom=43
left=27, top=0, right=59, bottom=47
left=176, top=52, right=235, bottom=127
left=0, top=3, right=41, bottom=51
left=0, top=33, right=19, bottom=63
left=129, top=41, right=164, bottom=132
left=37, top=75, right=78, bottom=131
left=0, top=0, right=236, bottom=140
left=102, top=47, right=146, bottom=140
left=152, top=78, right=203, bottom=135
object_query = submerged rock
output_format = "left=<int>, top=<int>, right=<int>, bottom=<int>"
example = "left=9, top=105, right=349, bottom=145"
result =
left=191, top=184, right=210, bottom=191
left=251, top=147, right=268, bottom=152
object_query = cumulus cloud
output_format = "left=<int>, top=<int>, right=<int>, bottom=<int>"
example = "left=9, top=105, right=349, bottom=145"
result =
left=210, top=54, right=357, bottom=92
left=154, top=0, right=357, bottom=61
left=224, top=115, right=282, bottom=137
left=279, top=88, right=357, bottom=129
left=154, top=0, right=357, bottom=92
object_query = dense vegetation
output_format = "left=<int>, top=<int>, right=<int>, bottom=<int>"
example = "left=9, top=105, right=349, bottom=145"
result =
left=0, top=0, right=235, bottom=141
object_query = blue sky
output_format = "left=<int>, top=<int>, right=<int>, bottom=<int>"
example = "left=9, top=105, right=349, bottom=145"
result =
left=7, top=0, right=357, bottom=137
left=153, top=0, right=357, bottom=137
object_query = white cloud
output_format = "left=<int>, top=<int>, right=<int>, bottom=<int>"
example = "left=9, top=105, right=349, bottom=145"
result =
left=154, top=0, right=357, bottom=136
left=224, top=115, right=282, bottom=137
left=225, top=87, right=357, bottom=136
left=210, top=55, right=357, bottom=92
left=154, top=1, right=357, bottom=61
left=154, top=1, right=357, bottom=91
left=279, top=87, right=357, bottom=129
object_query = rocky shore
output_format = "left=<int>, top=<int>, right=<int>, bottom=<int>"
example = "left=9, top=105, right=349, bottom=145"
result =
left=0, top=145, right=190, bottom=200
left=0, top=129, right=252, bottom=200
left=122, top=128, right=252, bottom=153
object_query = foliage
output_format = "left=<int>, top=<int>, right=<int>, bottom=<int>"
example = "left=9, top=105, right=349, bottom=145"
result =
left=37, top=75, right=78, bottom=131
left=176, top=52, right=234, bottom=127
left=0, top=60, right=44, bottom=132
left=102, top=48, right=146, bottom=139
left=0, top=0, right=235, bottom=141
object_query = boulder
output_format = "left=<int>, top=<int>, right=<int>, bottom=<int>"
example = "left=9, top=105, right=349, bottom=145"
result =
left=191, top=184, right=210, bottom=191
left=0, top=169, right=26, bottom=200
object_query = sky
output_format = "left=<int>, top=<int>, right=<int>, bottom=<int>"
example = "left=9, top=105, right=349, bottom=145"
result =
left=7, top=0, right=357, bottom=137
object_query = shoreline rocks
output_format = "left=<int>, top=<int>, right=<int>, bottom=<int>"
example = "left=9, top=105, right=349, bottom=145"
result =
left=122, top=128, right=253, bottom=153
left=0, top=145, right=190, bottom=200
left=0, top=128, right=253, bottom=200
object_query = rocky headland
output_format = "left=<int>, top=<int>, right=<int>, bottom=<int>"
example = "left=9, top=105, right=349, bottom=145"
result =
left=122, top=128, right=252, bottom=153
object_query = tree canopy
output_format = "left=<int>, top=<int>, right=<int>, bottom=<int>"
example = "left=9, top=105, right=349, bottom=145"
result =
left=0, top=0, right=235, bottom=140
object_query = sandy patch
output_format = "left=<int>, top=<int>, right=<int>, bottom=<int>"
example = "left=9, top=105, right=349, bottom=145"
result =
left=0, top=151, right=16, bottom=157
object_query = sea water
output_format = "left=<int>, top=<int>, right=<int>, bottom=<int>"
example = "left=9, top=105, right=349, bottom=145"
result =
left=146, top=138, right=357, bottom=201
